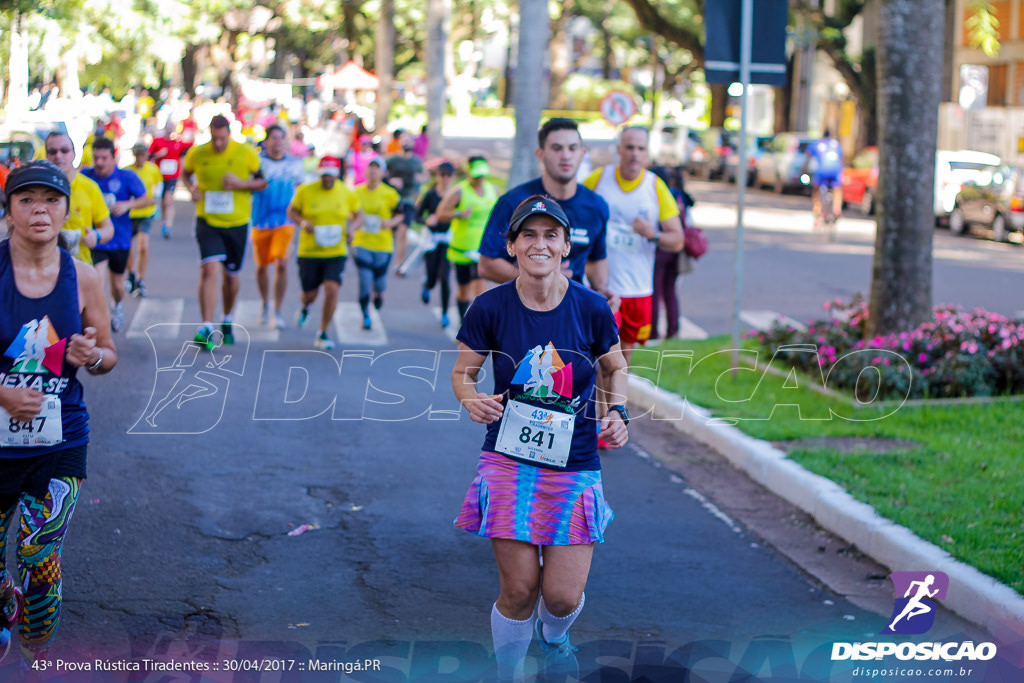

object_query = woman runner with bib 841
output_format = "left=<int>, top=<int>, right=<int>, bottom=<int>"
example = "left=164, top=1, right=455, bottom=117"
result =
left=451, top=195, right=629, bottom=682
left=0, top=161, right=117, bottom=672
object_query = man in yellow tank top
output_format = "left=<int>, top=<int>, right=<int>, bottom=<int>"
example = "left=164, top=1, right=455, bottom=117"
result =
left=437, top=156, right=499, bottom=322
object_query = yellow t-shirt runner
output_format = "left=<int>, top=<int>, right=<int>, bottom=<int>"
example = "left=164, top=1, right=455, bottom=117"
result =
left=183, top=139, right=262, bottom=227
left=66, top=172, right=111, bottom=264
left=292, top=180, right=361, bottom=259
left=351, top=183, right=400, bottom=252
left=129, top=161, right=164, bottom=220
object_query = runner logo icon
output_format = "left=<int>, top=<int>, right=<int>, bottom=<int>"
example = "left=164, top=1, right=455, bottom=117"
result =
left=882, top=571, right=948, bottom=635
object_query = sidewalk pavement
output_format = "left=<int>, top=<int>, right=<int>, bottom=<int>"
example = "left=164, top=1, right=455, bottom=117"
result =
left=627, top=374, right=1024, bottom=652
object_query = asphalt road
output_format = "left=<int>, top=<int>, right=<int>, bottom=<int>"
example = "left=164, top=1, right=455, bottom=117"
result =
left=1, top=178, right=1016, bottom=682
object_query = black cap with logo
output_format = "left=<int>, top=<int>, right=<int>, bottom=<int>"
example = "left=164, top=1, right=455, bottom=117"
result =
left=507, top=195, right=571, bottom=238
left=4, top=160, right=71, bottom=205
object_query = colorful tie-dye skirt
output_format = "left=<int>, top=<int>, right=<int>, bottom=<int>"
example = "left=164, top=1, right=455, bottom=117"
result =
left=454, top=451, right=613, bottom=545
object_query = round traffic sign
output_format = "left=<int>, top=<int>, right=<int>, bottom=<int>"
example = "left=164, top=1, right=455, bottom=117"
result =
left=600, top=90, right=638, bottom=126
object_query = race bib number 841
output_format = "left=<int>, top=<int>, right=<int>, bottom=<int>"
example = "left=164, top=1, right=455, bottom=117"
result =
left=495, top=399, right=575, bottom=468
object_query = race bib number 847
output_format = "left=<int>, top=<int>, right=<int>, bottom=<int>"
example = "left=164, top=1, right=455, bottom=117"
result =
left=0, top=397, right=63, bottom=447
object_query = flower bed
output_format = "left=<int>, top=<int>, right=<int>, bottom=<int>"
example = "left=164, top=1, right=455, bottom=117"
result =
left=752, top=294, right=1024, bottom=401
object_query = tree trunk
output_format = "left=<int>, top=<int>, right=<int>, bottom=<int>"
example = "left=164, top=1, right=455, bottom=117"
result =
left=375, top=0, right=395, bottom=133
left=548, top=0, right=573, bottom=108
left=508, top=0, right=549, bottom=188
left=709, top=83, right=729, bottom=128
left=182, top=43, right=200, bottom=97
left=867, top=0, right=944, bottom=338
left=6, top=11, right=29, bottom=116
left=425, top=0, right=450, bottom=157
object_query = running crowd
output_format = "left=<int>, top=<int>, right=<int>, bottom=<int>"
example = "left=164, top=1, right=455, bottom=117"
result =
left=1, top=102, right=704, bottom=680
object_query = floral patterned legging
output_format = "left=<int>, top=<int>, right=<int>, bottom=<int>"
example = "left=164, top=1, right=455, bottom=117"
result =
left=0, top=476, right=81, bottom=655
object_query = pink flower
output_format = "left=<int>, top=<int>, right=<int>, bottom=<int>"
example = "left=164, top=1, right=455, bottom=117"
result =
left=918, top=353, right=927, bottom=363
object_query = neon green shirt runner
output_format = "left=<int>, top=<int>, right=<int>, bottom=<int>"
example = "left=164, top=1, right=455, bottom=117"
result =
left=447, top=179, right=498, bottom=264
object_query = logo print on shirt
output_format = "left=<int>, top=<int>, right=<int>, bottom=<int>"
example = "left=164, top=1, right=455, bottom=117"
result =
left=511, top=342, right=573, bottom=399
left=4, top=317, right=66, bottom=376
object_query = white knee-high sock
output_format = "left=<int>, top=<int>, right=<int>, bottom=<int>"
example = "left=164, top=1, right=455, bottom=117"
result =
left=538, top=592, right=585, bottom=644
left=491, top=603, right=534, bottom=681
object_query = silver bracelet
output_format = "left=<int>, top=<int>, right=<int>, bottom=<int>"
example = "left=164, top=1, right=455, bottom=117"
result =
left=87, top=348, right=104, bottom=372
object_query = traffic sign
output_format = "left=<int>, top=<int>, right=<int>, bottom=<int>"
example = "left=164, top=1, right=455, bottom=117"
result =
left=600, top=90, right=638, bottom=126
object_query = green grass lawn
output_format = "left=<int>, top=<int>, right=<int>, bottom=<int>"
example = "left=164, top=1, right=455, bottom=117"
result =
left=632, top=336, right=1024, bottom=595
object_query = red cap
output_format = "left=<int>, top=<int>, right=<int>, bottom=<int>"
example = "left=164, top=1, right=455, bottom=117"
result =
left=318, top=156, right=342, bottom=177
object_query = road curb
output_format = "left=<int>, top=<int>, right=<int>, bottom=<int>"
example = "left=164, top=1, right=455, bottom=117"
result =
left=628, top=375, right=1024, bottom=644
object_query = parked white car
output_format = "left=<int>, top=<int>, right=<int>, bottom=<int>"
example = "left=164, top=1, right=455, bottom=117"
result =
left=934, top=150, right=1002, bottom=223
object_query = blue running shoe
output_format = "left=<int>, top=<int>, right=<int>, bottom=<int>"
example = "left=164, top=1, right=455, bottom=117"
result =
left=534, top=619, right=579, bottom=683
left=421, top=287, right=430, bottom=305
left=220, top=322, right=235, bottom=345
left=161, top=224, right=170, bottom=239
left=295, top=307, right=309, bottom=328
left=441, top=311, right=450, bottom=328
left=362, top=314, right=372, bottom=331
left=193, top=326, right=215, bottom=351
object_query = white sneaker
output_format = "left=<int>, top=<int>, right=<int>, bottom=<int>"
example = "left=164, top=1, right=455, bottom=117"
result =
left=110, top=303, right=124, bottom=332
left=314, top=332, right=335, bottom=350
left=258, top=305, right=271, bottom=326
left=274, top=313, right=287, bottom=330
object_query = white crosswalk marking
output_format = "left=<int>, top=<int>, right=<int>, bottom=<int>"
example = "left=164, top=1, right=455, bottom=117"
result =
left=676, top=316, right=709, bottom=340
left=126, top=298, right=185, bottom=339
left=126, top=298, right=282, bottom=341
left=232, top=300, right=281, bottom=342
left=739, top=309, right=807, bottom=333
left=334, top=302, right=388, bottom=346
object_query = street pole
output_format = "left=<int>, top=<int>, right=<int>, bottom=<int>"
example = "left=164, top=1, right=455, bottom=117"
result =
left=731, top=0, right=753, bottom=374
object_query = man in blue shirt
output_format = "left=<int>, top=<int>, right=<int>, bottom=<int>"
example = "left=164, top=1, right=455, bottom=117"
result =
left=251, top=124, right=306, bottom=328
left=807, top=129, right=844, bottom=224
left=478, top=118, right=612, bottom=302
left=82, top=137, right=152, bottom=332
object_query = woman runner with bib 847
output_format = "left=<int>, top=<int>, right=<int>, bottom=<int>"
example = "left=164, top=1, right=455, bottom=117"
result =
left=451, top=195, right=629, bottom=682
left=0, top=161, right=117, bottom=672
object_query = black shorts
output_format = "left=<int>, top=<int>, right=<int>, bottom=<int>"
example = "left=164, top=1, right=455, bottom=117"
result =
left=398, top=202, right=416, bottom=227
left=131, top=217, right=153, bottom=237
left=454, top=262, right=479, bottom=286
left=298, top=256, right=346, bottom=292
left=196, top=217, right=248, bottom=274
left=91, top=248, right=130, bottom=275
left=162, top=177, right=178, bottom=197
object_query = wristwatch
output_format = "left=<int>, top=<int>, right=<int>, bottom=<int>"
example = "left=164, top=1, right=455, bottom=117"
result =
left=607, top=404, right=630, bottom=425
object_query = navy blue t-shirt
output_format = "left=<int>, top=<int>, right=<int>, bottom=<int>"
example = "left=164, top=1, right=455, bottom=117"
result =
left=480, top=178, right=609, bottom=283
left=82, top=167, right=147, bottom=251
left=456, top=279, right=619, bottom=471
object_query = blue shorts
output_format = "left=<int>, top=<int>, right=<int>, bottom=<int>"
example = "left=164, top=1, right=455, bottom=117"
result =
left=813, top=172, right=841, bottom=189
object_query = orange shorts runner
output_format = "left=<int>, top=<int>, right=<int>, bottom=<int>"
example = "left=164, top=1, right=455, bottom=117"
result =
left=251, top=225, right=295, bottom=268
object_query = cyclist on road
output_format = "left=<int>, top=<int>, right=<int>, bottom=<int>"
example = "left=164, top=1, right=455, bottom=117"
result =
left=807, top=129, right=844, bottom=227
